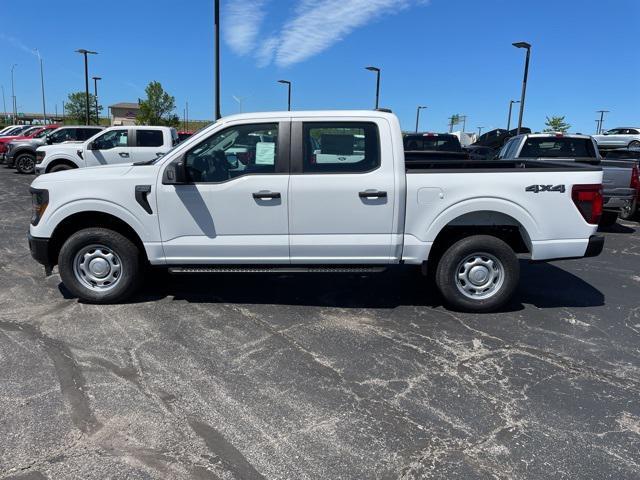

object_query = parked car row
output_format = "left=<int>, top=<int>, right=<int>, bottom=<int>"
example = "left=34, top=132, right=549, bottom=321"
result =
left=27, top=110, right=606, bottom=313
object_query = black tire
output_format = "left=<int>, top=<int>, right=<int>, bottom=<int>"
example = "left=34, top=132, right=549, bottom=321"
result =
left=435, top=235, right=519, bottom=313
left=628, top=141, right=640, bottom=149
left=15, top=153, right=36, bottom=174
left=619, top=199, right=638, bottom=221
left=48, top=163, right=74, bottom=173
left=599, top=211, right=618, bottom=227
left=58, top=228, right=142, bottom=303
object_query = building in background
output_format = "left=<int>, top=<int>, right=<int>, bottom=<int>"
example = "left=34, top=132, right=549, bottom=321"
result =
left=109, top=102, right=139, bottom=126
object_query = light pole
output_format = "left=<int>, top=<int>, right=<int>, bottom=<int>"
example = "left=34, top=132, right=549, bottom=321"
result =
left=92, top=76, right=101, bottom=125
left=512, top=41, right=531, bottom=135
left=415, top=106, right=427, bottom=133
left=1, top=86, right=6, bottom=122
left=477, top=126, right=484, bottom=137
left=596, top=110, right=610, bottom=134
left=186, top=101, right=189, bottom=131
left=35, top=49, right=47, bottom=124
left=76, top=49, right=98, bottom=126
left=595, top=119, right=601, bottom=134
left=277, top=80, right=291, bottom=111
left=460, top=115, right=467, bottom=132
left=11, top=64, right=17, bottom=123
left=365, top=66, right=381, bottom=109
left=507, top=100, right=520, bottom=131
left=214, top=0, right=222, bottom=120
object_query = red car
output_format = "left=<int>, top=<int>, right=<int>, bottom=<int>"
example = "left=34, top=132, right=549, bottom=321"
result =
left=0, top=125, right=59, bottom=162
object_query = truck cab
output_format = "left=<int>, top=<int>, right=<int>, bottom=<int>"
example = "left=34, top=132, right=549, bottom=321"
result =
left=35, top=126, right=178, bottom=174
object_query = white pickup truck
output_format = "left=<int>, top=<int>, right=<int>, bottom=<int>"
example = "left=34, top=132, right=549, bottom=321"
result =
left=28, top=111, right=605, bottom=312
left=34, top=126, right=178, bottom=174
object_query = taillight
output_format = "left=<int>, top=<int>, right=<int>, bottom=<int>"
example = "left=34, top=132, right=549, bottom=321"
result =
left=572, top=184, right=603, bottom=225
left=631, top=164, right=639, bottom=192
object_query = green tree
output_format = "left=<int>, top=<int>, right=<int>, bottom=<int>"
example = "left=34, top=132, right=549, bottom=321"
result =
left=65, top=92, right=103, bottom=124
left=137, top=81, right=179, bottom=127
left=544, top=116, right=571, bottom=133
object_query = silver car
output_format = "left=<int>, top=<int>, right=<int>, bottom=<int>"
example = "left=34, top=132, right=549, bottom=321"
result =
left=593, top=127, right=640, bottom=150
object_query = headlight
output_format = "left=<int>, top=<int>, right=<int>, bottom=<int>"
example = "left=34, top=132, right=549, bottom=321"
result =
left=35, top=151, right=46, bottom=164
left=30, top=188, right=49, bottom=226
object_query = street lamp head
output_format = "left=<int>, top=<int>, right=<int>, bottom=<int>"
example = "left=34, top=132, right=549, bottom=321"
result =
left=277, top=80, right=291, bottom=85
left=511, top=100, right=520, bottom=104
left=92, top=76, right=102, bottom=81
left=512, top=41, right=531, bottom=49
left=76, top=49, right=98, bottom=55
left=365, top=66, right=380, bottom=72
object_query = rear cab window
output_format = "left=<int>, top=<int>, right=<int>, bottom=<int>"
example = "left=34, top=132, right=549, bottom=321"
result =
left=302, top=122, right=380, bottom=173
left=403, top=135, right=462, bottom=152
left=137, top=130, right=164, bottom=147
left=519, top=137, right=597, bottom=158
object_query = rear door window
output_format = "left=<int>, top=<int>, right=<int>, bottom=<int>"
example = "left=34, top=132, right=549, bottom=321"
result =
left=302, top=122, right=380, bottom=173
left=137, top=130, right=164, bottom=147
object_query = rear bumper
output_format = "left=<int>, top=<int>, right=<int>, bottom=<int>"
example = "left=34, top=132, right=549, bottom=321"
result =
left=584, top=235, right=605, bottom=258
left=604, top=189, right=635, bottom=211
left=28, top=234, right=54, bottom=270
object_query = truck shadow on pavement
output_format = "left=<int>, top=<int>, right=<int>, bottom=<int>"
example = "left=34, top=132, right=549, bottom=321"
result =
left=59, top=260, right=604, bottom=312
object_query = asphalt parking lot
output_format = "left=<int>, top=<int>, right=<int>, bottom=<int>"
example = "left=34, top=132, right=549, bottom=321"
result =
left=0, top=166, right=639, bottom=480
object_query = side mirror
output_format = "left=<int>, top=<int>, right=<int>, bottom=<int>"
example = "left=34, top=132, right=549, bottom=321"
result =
left=163, top=158, right=187, bottom=184
left=46, top=136, right=53, bottom=145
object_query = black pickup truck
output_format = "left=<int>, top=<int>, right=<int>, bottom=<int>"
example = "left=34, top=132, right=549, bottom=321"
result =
left=403, top=133, right=469, bottom=163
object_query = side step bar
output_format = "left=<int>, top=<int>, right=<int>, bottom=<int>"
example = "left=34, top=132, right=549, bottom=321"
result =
left=168, top=265, right=387, bottom=274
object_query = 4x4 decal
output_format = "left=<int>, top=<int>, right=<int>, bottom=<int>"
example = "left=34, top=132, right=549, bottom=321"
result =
left=526, top=184, right=566, bottom=193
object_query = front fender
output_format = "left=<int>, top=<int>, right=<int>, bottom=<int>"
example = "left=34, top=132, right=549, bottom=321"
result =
left=424, top=197, right=540, bottom=242
left=39, top=198, right=152, bottom=242
left=42, top=153, right=82, bottom=170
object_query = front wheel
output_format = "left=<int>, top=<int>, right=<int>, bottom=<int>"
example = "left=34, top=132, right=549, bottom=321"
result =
left=15, top=153, right=36, bottom=174
left=619, top=199, right=638, bottom=221
left=435, top=235, right=519, bottom=312
left=48, top=163, right=74, bottom=173
left=58, top=228, right=142, bottom=303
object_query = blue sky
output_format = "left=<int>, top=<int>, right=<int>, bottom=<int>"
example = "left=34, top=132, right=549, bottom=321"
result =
left=1, top=0, right=638, bottom=133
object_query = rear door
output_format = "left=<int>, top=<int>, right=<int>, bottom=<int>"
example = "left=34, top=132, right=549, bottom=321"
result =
left=130, top=129, right=171, bottom=163
left=288, top=118, right=396, bottom=264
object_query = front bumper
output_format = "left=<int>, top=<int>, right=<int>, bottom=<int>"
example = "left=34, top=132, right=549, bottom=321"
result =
left=584, top=235, right=605, bottom=258
left=28, top=234, right=54, bottom=273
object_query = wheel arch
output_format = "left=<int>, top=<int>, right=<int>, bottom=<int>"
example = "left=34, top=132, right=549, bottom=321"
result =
left=48, top=211, right=149, bottom=267
left=45, top=157, right=80, bottom=172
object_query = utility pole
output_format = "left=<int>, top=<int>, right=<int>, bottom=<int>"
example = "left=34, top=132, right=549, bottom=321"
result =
left=62, top=100, right=66, bottom=123
left=460, top=115, right=467, bottom=132
left=11, top=64, right=17, bottom=123
left=477, top=126, right=484, bottom=137
left=512, top=41, right=531, bottom=135
left=92, top=76, right=101, bottom=125
left=214, top=0, right=222, bottom=120
left=35, top=49, right=47, bottom=124
left=186, top=101, right=189, bottom=132
left=596, top=110, right=610, bottom=134
left=1, top=85, right=6, bottom=122
left=76, top=49, right=98, bottom=126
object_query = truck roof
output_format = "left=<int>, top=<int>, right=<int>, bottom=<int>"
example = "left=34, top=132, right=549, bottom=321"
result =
left=517, top=133, right=593, bottom=140
left=218, top=110, right=397, bottom=123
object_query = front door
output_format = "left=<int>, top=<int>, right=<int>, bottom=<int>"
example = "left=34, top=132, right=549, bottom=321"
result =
left=157, top=121, right=290, bottom=264
left=83, top=128, right=131, bottom=167
left=288, top=119, right=396, bottom=264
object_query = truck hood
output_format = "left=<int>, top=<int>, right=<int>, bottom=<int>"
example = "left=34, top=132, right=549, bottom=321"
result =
left=32, top=163, right=138, bottom=186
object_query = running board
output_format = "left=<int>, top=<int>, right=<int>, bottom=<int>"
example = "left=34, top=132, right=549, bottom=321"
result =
left=168, top=265, right=387, bottom=274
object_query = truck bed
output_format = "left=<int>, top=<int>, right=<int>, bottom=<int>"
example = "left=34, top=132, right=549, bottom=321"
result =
left=404, top=156, right=602, bottom=172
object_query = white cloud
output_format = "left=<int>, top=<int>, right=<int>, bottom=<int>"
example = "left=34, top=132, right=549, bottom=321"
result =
left=223, top=0, right=428, bottom=67
left=275, top=0, right=414, bottom=67
left=224, top=0, right=269, bottom=56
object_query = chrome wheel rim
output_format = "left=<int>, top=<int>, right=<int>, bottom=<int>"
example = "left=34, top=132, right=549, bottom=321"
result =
left=73, top=244, right=123, bottom=292
left=455, top=252, right=504, bottom=300
left=19, top=156, right=34, bottom=172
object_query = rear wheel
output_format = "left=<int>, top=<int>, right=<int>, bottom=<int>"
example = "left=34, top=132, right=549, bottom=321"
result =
left=435, top=235, right=519, bottom=312
left=58, top=228, right=142, bottom=303
left=619, top=199, right=638, bottom=221
left=15, top=153, right=36, bottom=174
left=629, top=140, right=640, bottom=149
left=599, top=211, right=619, bottom=227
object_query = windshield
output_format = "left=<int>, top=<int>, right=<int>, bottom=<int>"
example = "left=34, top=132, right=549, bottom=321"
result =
left=21, top=127, right=41, bottom=137
left=519, top=137, right=597, bottom=158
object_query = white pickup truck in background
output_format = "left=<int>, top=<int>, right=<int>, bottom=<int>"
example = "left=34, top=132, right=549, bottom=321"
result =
left=35, top=126, right=178, bottom=174
left=28, top=111, right=605, bottom=312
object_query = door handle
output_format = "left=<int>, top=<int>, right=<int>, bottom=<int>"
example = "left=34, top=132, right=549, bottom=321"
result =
left=252, top=191, right=281, bottom=200
left=119, top=152, right=130, bottom=158
left=359, top=190, right=387, bottom=199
